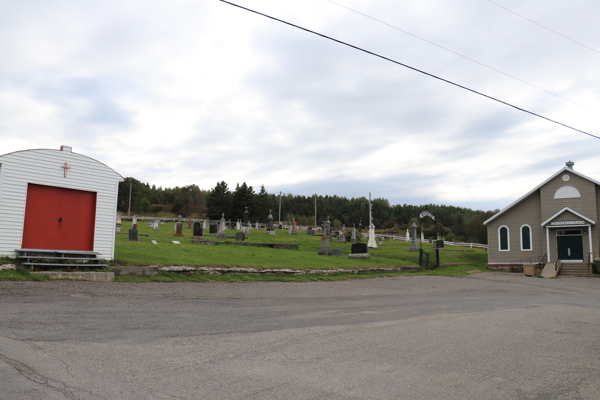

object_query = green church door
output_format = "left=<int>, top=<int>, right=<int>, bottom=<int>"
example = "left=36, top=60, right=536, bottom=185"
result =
left=557, top=235, right=583, bottom=260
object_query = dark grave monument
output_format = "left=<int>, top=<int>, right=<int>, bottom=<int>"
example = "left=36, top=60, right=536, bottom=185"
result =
left=235, top=232, right=245, bottom=242
left=210, top=224, right=218, bottom=234
left=352, top=243, right=367, bottom=253
left=348, top=242, right=370, bottom=258
left=409, top=222, right=418, bottom=252
left=128, top=227, right=138, bottom=241
left=193, top=222, right=203, bottom=238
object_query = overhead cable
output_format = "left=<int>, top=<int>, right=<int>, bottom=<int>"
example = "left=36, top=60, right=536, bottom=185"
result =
left=325, top=0, right=598, bottom=114
left=219, top=0, right=600, bottom=140
left=487, top=0, right=600, bottom=55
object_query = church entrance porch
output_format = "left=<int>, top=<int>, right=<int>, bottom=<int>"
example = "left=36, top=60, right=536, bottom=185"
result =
left=556, top=230, right=583, bottom=261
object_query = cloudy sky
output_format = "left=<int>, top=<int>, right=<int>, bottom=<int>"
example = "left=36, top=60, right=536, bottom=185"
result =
left=1, top=0, right=599, bottom=211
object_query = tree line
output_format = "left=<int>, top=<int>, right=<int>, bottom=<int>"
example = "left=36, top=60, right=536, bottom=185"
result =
left=117, top=178, right=497, bottom=243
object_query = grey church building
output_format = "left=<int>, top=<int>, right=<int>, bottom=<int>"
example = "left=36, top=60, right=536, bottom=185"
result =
left=484, top=161, right=598, bottom=270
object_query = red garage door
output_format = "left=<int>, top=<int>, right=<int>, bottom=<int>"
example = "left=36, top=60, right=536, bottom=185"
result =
left=22, top=184, right=97, bottom=251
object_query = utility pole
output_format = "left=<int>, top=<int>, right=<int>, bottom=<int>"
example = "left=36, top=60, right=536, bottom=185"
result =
left=127, top=182, right=132, bottom=216
left=278, top=191, right=282, bottom=225
left=314, top=194, right=317, bottom=227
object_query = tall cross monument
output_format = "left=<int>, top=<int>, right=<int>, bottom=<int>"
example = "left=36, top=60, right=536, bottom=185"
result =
left=367, top=192, right=378, bottom=249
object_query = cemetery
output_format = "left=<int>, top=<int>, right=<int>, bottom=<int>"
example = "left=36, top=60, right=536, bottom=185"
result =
left=108, top=219, right=488, bottom=276
left=0, top=207, right=490, bottom=280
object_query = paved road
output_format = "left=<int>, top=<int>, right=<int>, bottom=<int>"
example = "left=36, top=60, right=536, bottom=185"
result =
left=1, top=273, right=599, bottom=399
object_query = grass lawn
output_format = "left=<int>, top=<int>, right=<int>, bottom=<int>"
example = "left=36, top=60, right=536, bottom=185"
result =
left=113, top=221, right=488, bottom=271
left=0, top=222, right=490, bottom=281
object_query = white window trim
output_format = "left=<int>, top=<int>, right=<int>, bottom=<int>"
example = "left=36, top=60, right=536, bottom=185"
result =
left=520, top=224, right=532, bottom=251
left=498, top=225, right=510, bottom=251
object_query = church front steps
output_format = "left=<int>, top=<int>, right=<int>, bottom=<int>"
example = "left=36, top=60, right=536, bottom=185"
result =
left=558, top=263, right=592, bottom=276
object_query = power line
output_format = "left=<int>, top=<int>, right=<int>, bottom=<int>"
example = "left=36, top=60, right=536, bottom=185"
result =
left=487, top=0, right=600, bottom=55
left=218, top=0, right=600, bottom=140
left=324, top=0, right=598, bottom=114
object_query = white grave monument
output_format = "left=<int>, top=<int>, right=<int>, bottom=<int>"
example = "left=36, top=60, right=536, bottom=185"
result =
left=406, top=229, right=410, bottom=241
left=367, top=193, right=378, bottom=249
left=153, top=219, right=160, bottom=231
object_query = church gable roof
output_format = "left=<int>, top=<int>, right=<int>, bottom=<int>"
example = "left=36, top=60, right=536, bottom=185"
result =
left=540, top=207, right=595, bottom=226
left=484, top=164, right=600, bottom=225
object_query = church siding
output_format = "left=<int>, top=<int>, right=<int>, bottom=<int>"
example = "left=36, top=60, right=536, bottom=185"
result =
left=487, top=190, right=543, bottom=264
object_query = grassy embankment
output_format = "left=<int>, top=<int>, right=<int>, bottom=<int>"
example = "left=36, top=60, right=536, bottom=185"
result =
left=0, top=221, right=489, bottom=281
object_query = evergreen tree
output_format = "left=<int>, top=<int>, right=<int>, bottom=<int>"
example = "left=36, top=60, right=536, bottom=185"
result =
left=206, top=181, right=232, bottom=220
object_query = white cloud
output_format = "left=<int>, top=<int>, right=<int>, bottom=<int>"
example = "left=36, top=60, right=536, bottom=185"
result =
left=1, top=0, right=599, bottom=211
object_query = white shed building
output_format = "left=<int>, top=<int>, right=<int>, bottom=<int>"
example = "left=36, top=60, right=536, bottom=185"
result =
left=0, top=146, right=123, bottom=260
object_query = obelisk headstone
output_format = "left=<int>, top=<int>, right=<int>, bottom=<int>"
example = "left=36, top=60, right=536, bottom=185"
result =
left=367, top=193, right=377, bottom=249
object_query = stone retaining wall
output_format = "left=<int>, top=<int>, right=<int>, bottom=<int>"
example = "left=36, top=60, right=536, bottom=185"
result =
left=31, top=271, right=115, bottom=281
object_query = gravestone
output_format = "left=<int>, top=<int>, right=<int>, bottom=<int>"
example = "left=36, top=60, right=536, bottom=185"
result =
left=243, top=206, right=249, bottom=227
left=332, top=249, right=343, bottom=257
left=409, top=223, right=418, bottom=252
left=172, top=241, right=180, bottom=244
left=406, top=229, right=410, bottom=241
left=358, top=220, right=362, bottom=232
left=193, top=222, right=203, bottom=238
left=318, top=236, right=330, bottom=255
left=235, top=220, right=241, bottom=230
left=147, top=220, right=153, bottom=228
left=132, top=215, right=138, bottom=229
left=348, top=242, right=370, bottom=258
left=307, top=229, right=313, bottom=236
left=153, top=219, right=160, bottom=231
left=187, top=219, right=193, bottom=229
left=339, top=234, right=346, bottom=243
left=151, top=240, right=158, bottom=245
left=203, top=220, right=208, bottom=229
left=267, top=210, right=275, bottom=235
left=291, top=218, right=297, bottom=235
left=351, top=243, right=368, bottom=254
left=256, top=221, right=259, bottom=229
left=217, top=214, right=226, bottom=238
left=323, top=217, right=331, bottom=236
left=351, top=225, right=357, bottom=242
left=116, top=212, right=121, bottom=233
left=367, top=194, right=377, bottom=249
left=128, top=227, right=138, bottom=241
left=173, top=222, right=183, bottom=236
left=236, top=232, right=245, bottom=242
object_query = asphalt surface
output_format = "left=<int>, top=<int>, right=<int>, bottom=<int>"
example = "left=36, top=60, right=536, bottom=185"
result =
left=1, top=272, right=599, bottom=400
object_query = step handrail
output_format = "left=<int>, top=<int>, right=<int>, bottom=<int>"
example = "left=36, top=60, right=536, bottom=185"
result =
left=555, top=259, right=562, bottom=275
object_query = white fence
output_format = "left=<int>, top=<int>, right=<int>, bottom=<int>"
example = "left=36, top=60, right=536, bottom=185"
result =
left=365, top=233, right=488, bottom=250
